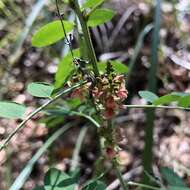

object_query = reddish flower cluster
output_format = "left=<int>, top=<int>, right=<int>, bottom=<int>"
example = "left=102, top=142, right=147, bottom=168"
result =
left=92, top=74, right=128, bottom=119
left=68, top=62, right=128, bottom=119
left=71, top=85, right=87, bottom=101
left=69, top=73, right=89, bottom=101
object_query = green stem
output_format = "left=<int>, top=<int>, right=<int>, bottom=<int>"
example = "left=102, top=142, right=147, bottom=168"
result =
left=71, top=0, right=99, bottom=77
left=143, top=0, right=161, bottom=186
left=0, top=81, right=87, bottom=151
left=124, top=104, right=190, bottom=110
left=143, top=108, right=155, bottom=186
left=67, top=110, right=101, bottom=127
left=113, top=160, right=129, bottom=190
left=128, top=181, right=160, bottom=190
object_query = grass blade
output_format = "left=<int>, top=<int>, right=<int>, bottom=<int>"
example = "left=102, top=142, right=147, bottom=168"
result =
left=127, top=24, right=153, bottom=84
left=70, top=127, right=88, bottom=172
left=10, top=0, right=48, bottom=64
left=142, top=0, right=161, bottom=186
left=10, top=124, right=73, bottom=190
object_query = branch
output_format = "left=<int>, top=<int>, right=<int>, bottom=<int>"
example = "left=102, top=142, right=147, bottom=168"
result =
left=0, top=81, right=87, bottom=152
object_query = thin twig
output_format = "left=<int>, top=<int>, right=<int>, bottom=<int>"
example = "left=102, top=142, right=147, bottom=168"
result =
left=124, top=104, right=190, bottom=111
left=55, top=0, right=75, bottom=59
left=45, top=107, right=100, bottom=128
left=0, top=81, right=87, bottom=152
left=66, top=110, right=101, bottom=128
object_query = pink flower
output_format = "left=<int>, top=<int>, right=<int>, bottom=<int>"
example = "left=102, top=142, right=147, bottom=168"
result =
left=103, top=108, right=115, bottom=119
left=105, top=96, right=116, bottom=109
left=114, top=75, right=124, bottom=82
left=117, top=89, right=128, bottom=100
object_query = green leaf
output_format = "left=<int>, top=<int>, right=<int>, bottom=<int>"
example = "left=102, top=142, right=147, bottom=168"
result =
left=69, top=168, right=80, bottom=184
left=168, top=187, right=190, bottom=190
left=32, top=20, right=74, bottom=47
left=138, top=91, right=158, bottom=103
left=178, top=95, right=190, bottom=107
left=97, top=61, right=128, bottom=74
left=44, top=168, right=62, bottom=186
left=55, top=49, right=80, bottom=89
left=153, top=93, right=181, bottom=106
left=171, top=92, right=189, bottom=97
left=44, top=168, right=75, bottom=190
left=66, top=98, right=81, bottom=109
left=40, top=116, right=65, bottom=129
left=27, top=82, right=54, bottom=98
left=82, top=0, right=104, bottom=9
left=63, top=0, right=69, bottom=3
left=0, top=1, right=5, bottom=9
left=0, top=102, right=26, bottom=119
left=87, top=8, right=115, bottom=27
left=33, top=186, right=45, bottom=190
left=83, top=180, right=106, bottom=190
left=152, top=92, right=190, bottom=106
left=161, top=167, right=187, bottom=187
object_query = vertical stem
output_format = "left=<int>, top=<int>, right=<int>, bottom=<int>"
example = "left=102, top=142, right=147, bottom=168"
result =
left=142, top=0, right=161, bottom=187
left=71, top=0, right=99, bottom=77
left=108, top=119, right=128, bottom=190
left=142, top=108, right=155, bottom=184
left=113, top=159, right=129, bottom=190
